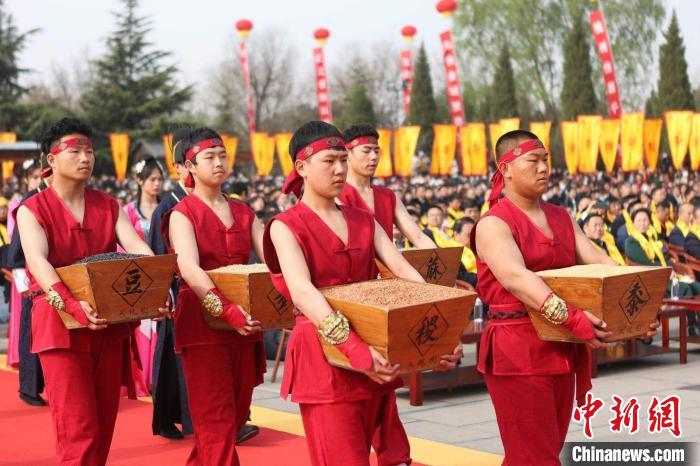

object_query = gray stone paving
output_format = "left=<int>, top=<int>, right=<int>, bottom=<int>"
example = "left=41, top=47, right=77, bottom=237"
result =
left=254, top=323, right=700, bottom=456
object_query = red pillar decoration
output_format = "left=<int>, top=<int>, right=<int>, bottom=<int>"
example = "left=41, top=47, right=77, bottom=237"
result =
left=400, top=25, right=417, bottom=118
left=436, top=0, right=465, bottom=127
left=313, top=28, right=333, bottom=123
left=235, top=19, right=256, bottom=137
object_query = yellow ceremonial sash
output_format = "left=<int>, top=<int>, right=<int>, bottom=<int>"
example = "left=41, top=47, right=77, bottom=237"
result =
left=691, top=225, right=700, bottom=238
left=601, top=233, right=626, bottom=265
left=629, top=227, right=667, bottom=267
left=676, top=220, right=690, bottom=238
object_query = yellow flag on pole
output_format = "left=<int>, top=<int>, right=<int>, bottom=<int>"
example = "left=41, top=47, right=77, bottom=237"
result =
left=689, top=114, right=700, bottom=170
left=220, top=134, right=238, bottom=174
left=375, top=129, right=393, bottom=177
left=577, top=115, right=602, bottom=173
left=665, top=110, right=694, bottom=169
left=561, top=121, right=579, bottom=174
left=467, top=123, right=487, bottom=176
left=620, top=112, right=644, bottom=171
left=643, top=119, right=663, bottom=171
left=161, top=134, right=179, bottom=179
left=0, top=132, right=17, bottom=180
left=109, top=133, right=130, bottom=181
left=431, top=124, right=457, bottom=175
left=599, top=119, right=620, bottom=172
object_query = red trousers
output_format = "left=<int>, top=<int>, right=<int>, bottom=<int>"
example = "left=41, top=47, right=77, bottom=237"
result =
left=180, top=342, right=257, bottom=466
left=300, top=391, right=412, bottom=466
left=484, top=372, right=575, bottom=466
left=39, top=336, right=125, bottom=466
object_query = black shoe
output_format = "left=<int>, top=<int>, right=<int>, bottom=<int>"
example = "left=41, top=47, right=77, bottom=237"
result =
left=236, top=424, right=259, bottom=444
left=19, top=393, right=46, bottom=407
left=157, top=423, right=184, bottom=440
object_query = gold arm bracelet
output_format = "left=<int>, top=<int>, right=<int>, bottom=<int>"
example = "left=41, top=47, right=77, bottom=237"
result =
left=46, top=287, right=66, bottom=312
left=202, top=291, right=224, bottom=317
left=541, top=293, right=568, bottom=325
left=317, top=311, right=350, bottom=345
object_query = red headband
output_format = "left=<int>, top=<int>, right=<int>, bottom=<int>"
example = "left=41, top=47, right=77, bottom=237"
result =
left=282, top=136, right=346, bottom=198
left=488, top=139, right=545, bottom=206
left=43, top=137, right=93, bottom=178
left=183, top=138, right=224, bottom=188
left=345, top=136, right=378, bottom=150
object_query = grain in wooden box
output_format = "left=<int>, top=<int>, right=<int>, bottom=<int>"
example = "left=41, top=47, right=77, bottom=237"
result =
left=528, top=264, right=671, bottom=343
left=206, top=263, right=294, bottom=330
left=377, top=246, right=463, bottom=287
left=319, top=278, right=476, bottom=374
left=55, top=254, right=177, bottom=329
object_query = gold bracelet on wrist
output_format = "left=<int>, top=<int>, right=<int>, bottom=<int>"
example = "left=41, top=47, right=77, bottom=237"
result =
left=46, top=287, right=66, bottom=312
left=317, top=311, right=350, bottom=345
left=202, top=291, right=224, bottom=317
left=541, top=293, right=568, bottom=325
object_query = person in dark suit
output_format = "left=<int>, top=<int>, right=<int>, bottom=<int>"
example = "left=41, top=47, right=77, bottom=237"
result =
left=669, top=203, right=694, bottom=247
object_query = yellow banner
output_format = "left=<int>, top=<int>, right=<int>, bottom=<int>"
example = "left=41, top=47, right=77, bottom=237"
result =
left=465, top=123, right=487, bottom=176
left=665, top=110, right=694, bottom=169
left=499, top=118, right=520, bottom=134
left=375, top=129, right=393, bottom=177
left=251, top=132, right=275, bottom=176
left=529, top=121, right=551, bottom=168
left=577, top=115, right=602, bottom=173
left=109, top=133, right=130, bottom=181
left=0, top=132, right=17, bottom=180
left=488, top=122, right=500, bottom=161
left=620, top=112, right=644, bottom=171
left=393, top=126, right=419, bottom=176
left=643, top=119, right=663, bottom=171
left=220, top=134, right=238, bottom=174
left=161, top=134, right=179, bottom=179
left=599, top=119, right=620, bottom=172
left=275, top=133, right=294, bottom=176
left=561, top=121, right=579, bottom=174
left=431, top=124, right=457, bottom=175
left=690, top=114, right=700, bottom=170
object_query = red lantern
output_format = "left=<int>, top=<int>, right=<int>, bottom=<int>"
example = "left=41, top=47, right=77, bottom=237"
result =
left=401, top=25, right=417, bottom=43
left=235, top=19, right=253, bottom=39
left=314, top=28, right=330, bottom=46
left=436, top=0, right=457, bottom=17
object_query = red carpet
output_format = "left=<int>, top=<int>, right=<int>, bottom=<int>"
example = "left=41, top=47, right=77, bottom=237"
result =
left=0, top=369, right=421, bottom=465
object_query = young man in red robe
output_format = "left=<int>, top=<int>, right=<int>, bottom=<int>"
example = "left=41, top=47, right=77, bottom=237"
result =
left=264, top=121, right=461, bottom=466
left=338, top=124, right=435, bottom=248
left=164, top=127, right=266, bottom=466
left=472, top=130, right=660, bottom=465
left=16, top=118, right=163, bottom=465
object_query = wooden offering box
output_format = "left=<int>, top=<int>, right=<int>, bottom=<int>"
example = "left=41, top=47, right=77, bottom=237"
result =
left=377, top=246, right=463, bottom=287
left=55, top=255, right=177, bottom=329
left=206, top=264, right=294, bottom=330
left=320, top=278, right=476, bottom=374
left=529, top=265, right=671, bottom=343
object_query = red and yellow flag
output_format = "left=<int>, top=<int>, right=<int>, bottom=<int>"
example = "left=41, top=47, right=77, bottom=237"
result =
left=599, top=119, right=620, bottom=172
left=375, top=129, right=393, bottom=177
left=577, top=115, right=602, bottom=173
left=561, top=121, right=579, bottom=174
left=459, top=126, right=472, bottom=175
left=430, top=124, right=457, bottom=175
left=690, top=114, right=700, bottom=170
left=251, top=132, right=275, bottom=176
left=488, top=122, right=501, bottom=161
left=0, top=132, right=17, bottom=180
left=643, top=118, right=663, bottom=171
left=467, top=123, right=487, bottom=176
left=161, top=134, right=179, bottom=179
left=274, top=133, right=294, bottom=176
left=220, top=134, right=238, bottom=174
left=665, top=110, right=694, bottom=169
left=620, top=112, right=644, bottom=171
left=109, top=133, right=130, bottom=181
left=393, top=126, right=419, bottom=176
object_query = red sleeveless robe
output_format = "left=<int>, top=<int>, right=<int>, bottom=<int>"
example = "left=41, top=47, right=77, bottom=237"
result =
left=337, top=183, right=396, bottom=238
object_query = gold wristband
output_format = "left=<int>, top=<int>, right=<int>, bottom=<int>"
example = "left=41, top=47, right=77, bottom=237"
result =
left=317, top=311, right=350, bottom=345
left=541, top=293, right=568, bottom=325
left=46, top=287, right=66, bottom=312
left=202, top=291, right=224, bottom=317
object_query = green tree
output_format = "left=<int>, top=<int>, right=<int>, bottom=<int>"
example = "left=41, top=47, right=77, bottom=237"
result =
left=645, top=90, right=661, bottom=117
left=0, top=0, right=38, bottom=130
left=407, top=42, right=438, bottom=153
left=656, top=10, right=695, bottom=111
left=81, top=0, right=191, bottom=136
left=560, top=14, right=597, bottom=119
left=489, top=44, right=518, bottom=121
left=336, top=74, right=376, bottom=129
left=453, top=0, right=665, bottom=115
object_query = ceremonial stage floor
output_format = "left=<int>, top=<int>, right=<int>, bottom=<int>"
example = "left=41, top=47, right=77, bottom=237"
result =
left=0, top=354, right=501, bottom=466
